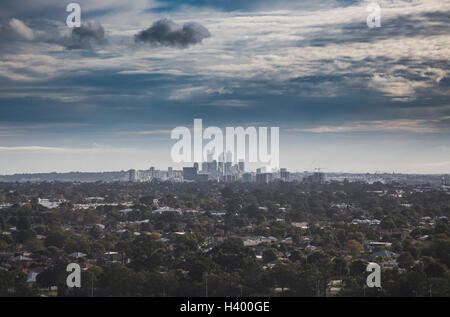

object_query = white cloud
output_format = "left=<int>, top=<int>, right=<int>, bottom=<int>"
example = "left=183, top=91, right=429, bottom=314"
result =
left=368, top=74, right=427, bottom=101
left=168, top=86, right=231, bottom=100
left=291, top=119, right=448, bottom=134
left=9, top=18, right=34, bottom=40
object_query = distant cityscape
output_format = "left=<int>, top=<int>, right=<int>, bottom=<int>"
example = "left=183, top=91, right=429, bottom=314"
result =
left=130, top=163, right=450, bottom=189
left=0, top=162, right=449, bottom=190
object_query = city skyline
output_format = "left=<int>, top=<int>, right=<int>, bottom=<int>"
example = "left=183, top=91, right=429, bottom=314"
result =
left=1, top=157, right=450, bottom=176
left=1, top=161, right=449, bottom=177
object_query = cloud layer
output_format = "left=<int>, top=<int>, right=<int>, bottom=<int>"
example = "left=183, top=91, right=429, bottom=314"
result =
left=0, top=0, right=449, bottom=173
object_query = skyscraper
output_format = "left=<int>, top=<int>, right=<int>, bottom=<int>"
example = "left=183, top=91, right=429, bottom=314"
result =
left=207, top=160, right=217, bottom=173
left=224, top=162, right=232, bottom=175
left=183, top=167, right=198, bottom=181
left=128, top=169, right=138, bottom=182
left=280, top=168, right=290, bottom=181
left=256, top=167, right=266, bottom=174
left=238, top=160, right=245, bottom=173
left=256, top=173, right=272, bottom=184
left=242, top=173, right=253, bottom=183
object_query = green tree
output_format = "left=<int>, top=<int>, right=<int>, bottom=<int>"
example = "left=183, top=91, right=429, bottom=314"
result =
left=398, top=252, right=414, bottom=270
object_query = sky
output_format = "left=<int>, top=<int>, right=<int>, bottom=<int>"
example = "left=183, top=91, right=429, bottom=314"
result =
left=0, top=0, right=449, bottom=174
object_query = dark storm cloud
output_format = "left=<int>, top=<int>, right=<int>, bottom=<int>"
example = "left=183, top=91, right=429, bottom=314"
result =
left=135, top=19, right=210, bottom=48
left=63, top=22, right=107, bottom=50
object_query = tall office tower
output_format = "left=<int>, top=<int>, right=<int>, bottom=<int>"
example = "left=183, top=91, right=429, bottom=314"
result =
left=218, top=161, right=224, bottom=175
left=442, top=176, right=449, bottom=186
left=224, top=162, right=232, bottom=175
left=242, top=173, right=253, bottom=183
left=304, top=172, right=326, bottom=184
left=196, top=174, right=209, bottom=182
left=222, top=175, right=236, bottom=183
left=280, top=168, right=290, bottom=181
left=128, top=169, right=138, bottom=182
left=183, top=167, right=198, bottom=181
left=256, top=173, right=272, bottom=184
left=314, top=172, right=326, bottom=184
left=256, top=166, right=266, bottom=174
left=168, top=167, right=173, bottom=178
left=238, top=160, right=245, bottom=172
left=149, top=166, right=155, bottom=179
left=207, top=160, right=217, bottom=173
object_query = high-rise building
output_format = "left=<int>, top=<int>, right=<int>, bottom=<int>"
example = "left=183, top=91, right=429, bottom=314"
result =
left=256, top=173, right=272, bottom=184
left=256, top=167, right=266, bottom=175
left=224, top=162, right=232, bottom=175
left=183, top=167, right=198, bottom=181
left=128, top=169, right=138, bottom=182
left=196, top=174, right=209, bottom=182
left=238, top=160, right=245, bottom=172
left=222, top=175, right=236, bottom=182
left=442, top=176, right=450, bottom=186
left=242, top=173, right=253, bottom=183
left=207, top=160, right=217, bottom=173
left=149, top=166, right=155, bottom=179
left=218, top=161, right=224, bottom=175
left=280, top=168, right=290, bottom=181
left=304, top=172, right=326, bottom=184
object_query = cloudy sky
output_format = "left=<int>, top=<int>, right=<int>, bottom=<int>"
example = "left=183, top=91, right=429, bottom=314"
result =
left=0, top=0, right=449, bottom=174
